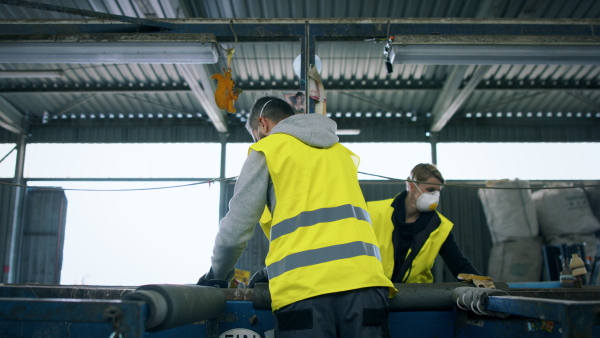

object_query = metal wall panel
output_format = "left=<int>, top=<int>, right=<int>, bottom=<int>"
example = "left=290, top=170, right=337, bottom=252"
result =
left=0, top=131, right=18, bottom=144
left=440, top=119, right=600, bottom=142
left=228, top=181, right=269, bottom=276
left=17, top=187, right=68, bottom=284
left=234, top=223, right=269, bottom=277
left=229, top=179, right=493, bottom=282
left=436, top=181, right=493, bottom=282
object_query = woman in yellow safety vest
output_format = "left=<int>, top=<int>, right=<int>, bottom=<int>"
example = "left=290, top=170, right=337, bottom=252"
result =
left=368, top=163, right=480, bottom=283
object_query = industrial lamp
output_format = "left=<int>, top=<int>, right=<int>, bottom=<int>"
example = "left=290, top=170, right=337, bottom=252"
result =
left=0, top=71, right=64, bottom=78
left=0, top=33, right=219, bottom=64
left=336, top=129, right=361, bottom=135
left=389, top=44, right=600, bottom=65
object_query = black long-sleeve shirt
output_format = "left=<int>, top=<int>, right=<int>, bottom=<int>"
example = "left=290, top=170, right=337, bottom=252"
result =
left=390, top=191, right=480, bottom=282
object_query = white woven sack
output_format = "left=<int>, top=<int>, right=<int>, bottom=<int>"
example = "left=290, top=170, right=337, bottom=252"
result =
left=487, top=237, right=543, bottom=282
left=532, top=183, right=600, bottom=237
left=478, top=179, right=539, bottom=244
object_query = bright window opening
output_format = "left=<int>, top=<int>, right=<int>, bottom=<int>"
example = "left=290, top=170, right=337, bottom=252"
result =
left=438, top=143, right=600, bottom=180
left=25, top=143, right=221, bottom=178
left=33, top=181, right=220, bottom=286
left=0, top=144, right=16, bottom=178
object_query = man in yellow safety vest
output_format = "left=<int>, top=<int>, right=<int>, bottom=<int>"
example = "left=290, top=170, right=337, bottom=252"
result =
left=197, top=95, right=396, bottom=338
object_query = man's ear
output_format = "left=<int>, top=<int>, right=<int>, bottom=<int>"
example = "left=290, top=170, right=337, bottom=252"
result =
left=259, top=117, right=275, bottom=135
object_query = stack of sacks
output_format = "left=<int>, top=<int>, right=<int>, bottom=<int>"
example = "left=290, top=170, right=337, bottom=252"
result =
left=478, top=179, right=543, bottom=282
left=533, top=183, right=600, bottom=261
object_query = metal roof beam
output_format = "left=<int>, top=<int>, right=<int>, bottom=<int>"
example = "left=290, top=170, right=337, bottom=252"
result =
left=0, top=18, right=598, bottom=43
left=0, top=96, right=27, bottom=134
left=431, top=65, right=491, bottom=133
left=0, top=87, right=191, bottom=95
left=90, top=0, right=227, bottom=133
left=49, top=94, right=97, bottom=119
left=175, top=64, right=227, bottom=133
left=2, top=83, right=598, bottom=95
left=430, top=65, right=468, bottom=129
left=564, top=92, right=600, bottom=112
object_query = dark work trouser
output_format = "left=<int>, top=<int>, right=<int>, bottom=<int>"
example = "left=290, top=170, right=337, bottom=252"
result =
left=274, top=287, right=390, bottom=338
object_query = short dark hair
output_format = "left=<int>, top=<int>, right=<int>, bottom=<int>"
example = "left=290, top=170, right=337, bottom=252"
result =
left=245, top=95, right=295, bottom=136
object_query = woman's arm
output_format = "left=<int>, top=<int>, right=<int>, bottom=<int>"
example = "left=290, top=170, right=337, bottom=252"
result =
left=439, top=232, right=482, bottom=278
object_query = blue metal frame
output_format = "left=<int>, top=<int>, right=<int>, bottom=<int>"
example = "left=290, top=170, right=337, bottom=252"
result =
left=2, top=296, right=600, bottom=337
left=0, top=297, right=147, bottom=337
left=486, top=295, right=600, bottom=337
left=389, top=311, right=455, bottom=338
left=2, top=284, right=600, bottom=337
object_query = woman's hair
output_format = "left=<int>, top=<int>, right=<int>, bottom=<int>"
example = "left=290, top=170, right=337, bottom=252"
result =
left=245, top=95, right=295, bottom=136
left=406, top=163, right=445, bottom=191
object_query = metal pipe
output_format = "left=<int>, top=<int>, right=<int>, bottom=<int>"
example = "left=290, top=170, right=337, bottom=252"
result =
left=430, top=132, right=438, bottom=166
left=123, top=284, right=226, bottom=332
left=389, top=282, right=508, bottom=311
left=219, top=133, right=229, bottom=221
left=4, top=134, right=27, bottom=283
left=248, top=282, right=509, bottom=311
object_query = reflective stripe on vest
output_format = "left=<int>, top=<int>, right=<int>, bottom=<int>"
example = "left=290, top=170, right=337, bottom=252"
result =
left=267, top=241, right=382, bottom=279
left=271, top=204, right=371, bottom=241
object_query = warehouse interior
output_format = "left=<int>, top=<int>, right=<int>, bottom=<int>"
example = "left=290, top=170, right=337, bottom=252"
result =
left=1, top=0, right=600, bottom=337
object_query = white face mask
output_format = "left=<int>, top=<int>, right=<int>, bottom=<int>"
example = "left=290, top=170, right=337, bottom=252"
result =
left=414, top=184, right=440, bottom=212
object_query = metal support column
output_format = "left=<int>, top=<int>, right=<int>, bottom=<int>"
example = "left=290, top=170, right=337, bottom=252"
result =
left=218, top=132, right=229, bottom=221
left=301, top=22, right=316, bottom=114
left=4, top=133, right=26, bottom=283
left=430, top=132, right=438, bottom=166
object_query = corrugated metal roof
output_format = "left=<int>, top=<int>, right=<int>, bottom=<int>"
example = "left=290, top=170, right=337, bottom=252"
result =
left=1, top=0, right=600, bottom=287
left=0, top=0, right=598, bottom=143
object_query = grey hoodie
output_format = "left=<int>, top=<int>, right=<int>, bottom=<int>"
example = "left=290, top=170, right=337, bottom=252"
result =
left=208, top=113, right=339, bottom=280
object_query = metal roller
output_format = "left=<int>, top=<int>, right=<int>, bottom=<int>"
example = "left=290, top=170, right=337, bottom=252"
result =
left=249, top=282, right=509, bottom=311
left=122, top=284, right=226, bottom=332
left=389, top=282, right=509, bottom=311
left=250, top=283, right=272, bottom=310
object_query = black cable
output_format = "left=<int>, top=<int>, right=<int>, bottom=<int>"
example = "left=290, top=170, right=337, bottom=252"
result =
left=0, top=177, right=238, bottom=192
left=0, top=171, right=598, bottom=192
left=357, top=171, right=600, bottom=190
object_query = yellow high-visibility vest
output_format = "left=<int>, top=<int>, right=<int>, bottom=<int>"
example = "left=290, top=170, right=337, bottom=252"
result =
left=368, top=198, right=453, bottom=283
left=250, top=133, right=395, bottom=311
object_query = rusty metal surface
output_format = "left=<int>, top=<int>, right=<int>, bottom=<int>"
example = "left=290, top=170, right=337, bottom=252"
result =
left=487, top=295, right=600, bottom=337
left=508, top=286, right=600, bottom=301
left=0, top=283, right=135, bottom=299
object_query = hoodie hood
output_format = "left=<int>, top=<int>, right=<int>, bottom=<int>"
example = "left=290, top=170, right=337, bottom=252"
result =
left=270, top=114, right=339, bottom=148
